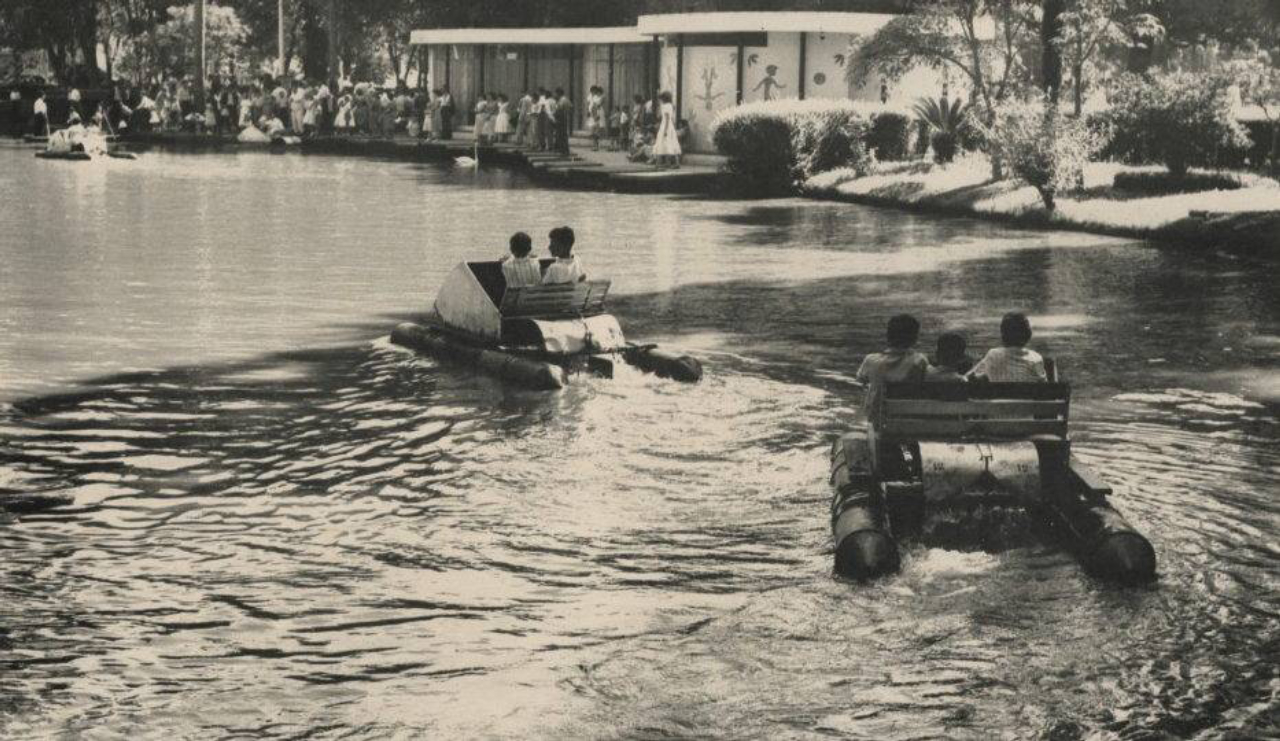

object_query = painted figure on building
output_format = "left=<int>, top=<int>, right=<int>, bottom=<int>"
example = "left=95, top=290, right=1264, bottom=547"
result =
left=695, top=67, right=725, bottom=111
left=753, top=65, right=786, bottom=101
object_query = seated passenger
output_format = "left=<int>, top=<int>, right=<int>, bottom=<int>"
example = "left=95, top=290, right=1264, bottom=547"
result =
left=541, top=226, right=586, bottom=284
left=925, top=332, right=974, bottom=382
left=501, top=231, right=542, bottom=289
left=855, top=314, right=929, bottom=421
left=966, top=312, right=1047, bottom=382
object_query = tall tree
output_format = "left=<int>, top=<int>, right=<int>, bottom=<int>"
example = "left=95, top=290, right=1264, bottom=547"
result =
left=1042, top=0, right=1064, bottom=100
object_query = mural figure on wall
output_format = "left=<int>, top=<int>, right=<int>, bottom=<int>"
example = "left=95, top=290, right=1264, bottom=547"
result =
left=695, top=67, right=725, bottom=111
left=752, top=65, right=786, bottom=101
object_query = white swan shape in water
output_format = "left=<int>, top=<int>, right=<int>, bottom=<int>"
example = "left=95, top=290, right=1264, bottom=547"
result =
left=454, top=140, right=480, bottom=169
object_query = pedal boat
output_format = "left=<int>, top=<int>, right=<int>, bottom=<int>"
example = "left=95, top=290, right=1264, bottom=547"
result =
left=391, top=260, right=702, bottom=389
left=830, top=374, right=1156, bottom=585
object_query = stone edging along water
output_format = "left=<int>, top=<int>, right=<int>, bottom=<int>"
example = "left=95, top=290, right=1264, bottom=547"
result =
left=800, top=175, right=1280, bottom=259
left=123, top=131, right=726, bottom=196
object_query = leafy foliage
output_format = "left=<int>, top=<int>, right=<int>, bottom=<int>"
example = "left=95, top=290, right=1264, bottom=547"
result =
left=711, top=99, right=872, bottom=194
left=847, top=1, right=1036, bottom=123
left=913, top=95, right=967, bottom=134
left=866, top=110, right=914, bottom=161
left=1106, top=71, right=1252, bottom=176
left=1053, top=0, right=1164, bottom=115
left=982, top=97, right=1108, bottom=210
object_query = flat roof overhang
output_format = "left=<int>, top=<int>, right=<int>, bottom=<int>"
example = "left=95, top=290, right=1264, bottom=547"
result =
left=636, top=12, right=899, bottom=36
left=409, top=27, right=648, bottom=46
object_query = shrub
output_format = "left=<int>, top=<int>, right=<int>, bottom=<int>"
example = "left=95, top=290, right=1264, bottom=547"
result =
left=712, top=99, right=872, bottom=194
left=913, top=119, right=931, bottom=157
left=985, top=99, right=1108, bottom=211
left=1113, top=170, right=1250, bottom=194
left=793, top=108, right=871, bottom=180
left=1107, top=71, right=1252, bottom=176
left=866, top=111, right=913, bottom=161
left=931, top=131, right=959, bottom=163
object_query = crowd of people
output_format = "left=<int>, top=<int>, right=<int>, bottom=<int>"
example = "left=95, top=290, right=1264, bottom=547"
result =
left=18, top=75, right=693, bottom=167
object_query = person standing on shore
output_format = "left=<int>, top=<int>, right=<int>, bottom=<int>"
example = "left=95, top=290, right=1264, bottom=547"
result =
left=438, top=86, right=454, bottom=140
left=177, top=78, right=192, bottom=118
left=474, top=95, right=489, bottom=144
left=586, top=86, right=604, bottom=151
left=516, top=89, right=533, bottom=147
left=290, top=82, right=306, bottom=133
left=652, top=91, right=681, bottom=169
left=555, top=88, right=573, bottom=156
left=494, top=94, right=511, bottom=143
left=427, top=89, right=441, bottom=140
left=31, top=91, right=48, bottom=136
left=532, top=89, right=547, bottom=150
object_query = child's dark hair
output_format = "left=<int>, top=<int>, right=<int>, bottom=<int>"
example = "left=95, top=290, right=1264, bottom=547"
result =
left=509, top=231, right=532, bottom=257
left=549, top=226, right=575, bottom=253
left=935, top=332, right=967, bottom=366
left=886, top=314, right=920, bottom=349
left=1000, top=312, right=1033, bottom=346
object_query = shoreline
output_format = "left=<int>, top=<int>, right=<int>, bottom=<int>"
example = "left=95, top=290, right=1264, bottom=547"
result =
left=803, top=161, right=1280, bottom=258
left=121, top=131, right=728, bottom=195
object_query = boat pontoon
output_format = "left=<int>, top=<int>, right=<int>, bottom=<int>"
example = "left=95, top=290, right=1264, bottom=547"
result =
left=830, top=374, right=1156, bottom=585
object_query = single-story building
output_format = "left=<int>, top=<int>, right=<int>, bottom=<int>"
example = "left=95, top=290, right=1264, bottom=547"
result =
left=410, top=12, right=952, bottom=153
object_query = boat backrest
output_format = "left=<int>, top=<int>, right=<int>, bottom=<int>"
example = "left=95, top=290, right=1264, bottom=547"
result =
left=500, top=280, right=611, bottom=318
left=877, top=382, right=1071, bottom=441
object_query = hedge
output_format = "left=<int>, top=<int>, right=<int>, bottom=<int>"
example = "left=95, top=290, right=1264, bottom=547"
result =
left=712, top=99, right=876, bottom=194
left=1112, top=170, right=1251, bottom=194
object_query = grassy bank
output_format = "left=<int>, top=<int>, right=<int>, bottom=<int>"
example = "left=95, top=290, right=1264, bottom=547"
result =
left=803, top=157, right=1280, bottom=256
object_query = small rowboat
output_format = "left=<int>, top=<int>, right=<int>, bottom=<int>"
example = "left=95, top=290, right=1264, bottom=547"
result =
left=830, top=374, right=1156, bottom=585
left=392, top=260, right=702, bottom=389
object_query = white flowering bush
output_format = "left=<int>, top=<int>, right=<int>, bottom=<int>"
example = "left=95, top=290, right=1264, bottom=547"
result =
left=983, top=98, right=1109, bottom=211
left=711, top=99, right=885, bottom=193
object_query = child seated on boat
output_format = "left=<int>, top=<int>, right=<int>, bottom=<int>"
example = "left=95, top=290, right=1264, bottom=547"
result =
left=966, top=313, right=1047, bottom=382
left=855, top=314, right=930, bottom=421
left=541, top=226, right=586, bottom=284
left=925, top=332, right=974, bottom=382
left=501, top=231, right=543, bottom=289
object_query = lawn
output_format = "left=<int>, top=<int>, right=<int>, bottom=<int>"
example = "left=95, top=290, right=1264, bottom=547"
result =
left=804, top=156, right=1280, bottom=253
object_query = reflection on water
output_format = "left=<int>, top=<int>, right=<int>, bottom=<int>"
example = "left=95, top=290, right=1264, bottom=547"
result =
left=1, top=149, right=1277, bottom=739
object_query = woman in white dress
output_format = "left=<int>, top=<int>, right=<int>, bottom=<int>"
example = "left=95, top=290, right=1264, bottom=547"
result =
left=494, top=94, right=511, bottom=142
left=474, top=97, right=490, bottom=144
left=652, top=91, right=681, bottom=169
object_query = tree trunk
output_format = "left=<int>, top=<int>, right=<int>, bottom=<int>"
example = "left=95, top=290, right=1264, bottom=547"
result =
left=1072, top=63, right=1083, bottom=117
left=327, top=0, right=339, bottom=88
left=1042, top=0, right=1065, bottom=103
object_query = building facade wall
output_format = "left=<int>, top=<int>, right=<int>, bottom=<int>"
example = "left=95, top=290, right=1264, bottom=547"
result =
left=679, top=45, right=739, bottom=152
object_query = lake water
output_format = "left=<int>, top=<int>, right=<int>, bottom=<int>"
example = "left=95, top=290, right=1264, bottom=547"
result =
left=1, top=147, right=1277, bottom=740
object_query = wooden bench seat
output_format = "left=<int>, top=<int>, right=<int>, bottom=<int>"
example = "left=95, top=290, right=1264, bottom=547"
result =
left=499, top=280, right=611, bottom=319
left=877, top=382, right=1071, bottom=441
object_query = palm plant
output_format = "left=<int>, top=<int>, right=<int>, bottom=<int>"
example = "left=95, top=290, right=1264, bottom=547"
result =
left=913, top=96, right=967, bottom=135
left=914, top=96, right=968, bottom=164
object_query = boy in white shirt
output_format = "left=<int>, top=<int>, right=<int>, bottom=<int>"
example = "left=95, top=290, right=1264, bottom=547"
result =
left=541, top=226, right=584, bottom=284
left=966, top=313, right=1047, bottom=382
